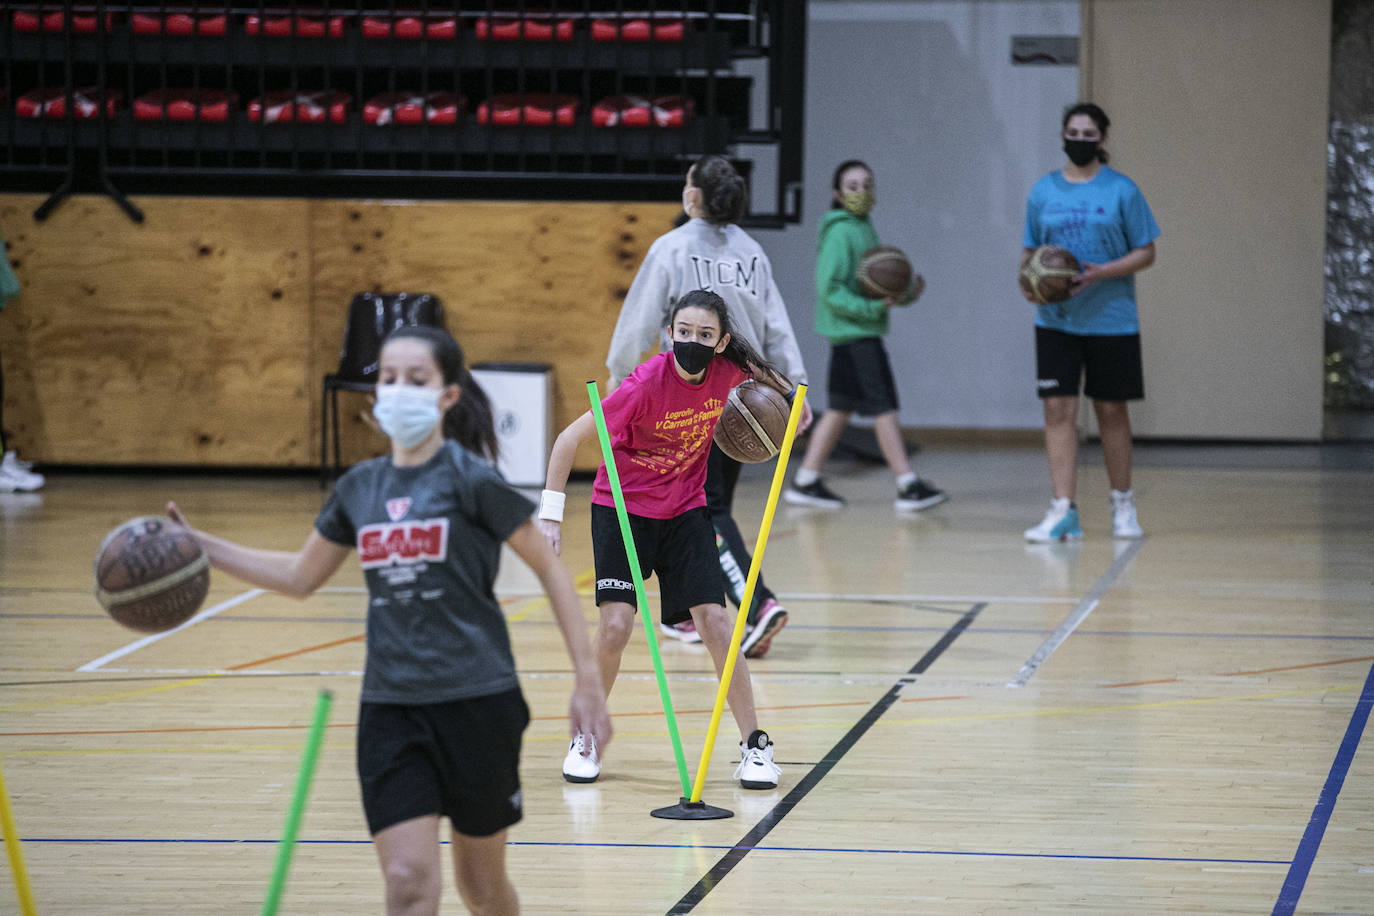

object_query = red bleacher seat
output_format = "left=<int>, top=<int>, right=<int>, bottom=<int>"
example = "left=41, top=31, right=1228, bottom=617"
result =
left=591, top=94, right=693, bottom=128
left=13, top=9, right=115, bottom=33
left=363, top=92, right=466, bottom=125
left=131, top=12, right=229, bottom=36
left=133, top=89, right=237, bottom=122
left=475, top=14, right=574, bottom=41
left=247, top=90, right=351, bottom=124
left=244, top=14, right=347, bottom=38
left=590, top=18, right=684, bottom=42
left=476, top=93, right=578, bottom=126
left=16, top=87, right=121, bottom=119
left=361, top=14, right=458, bottom=39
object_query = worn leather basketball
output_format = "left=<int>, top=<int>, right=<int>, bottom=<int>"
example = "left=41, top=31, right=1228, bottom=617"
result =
left=713, top=380, right=790, bottom=464
left=856, top=246, right=913, bottom=301
left=94, top=516, right=210, bottom=633
left=1019, top=245, right=1081, bottom=304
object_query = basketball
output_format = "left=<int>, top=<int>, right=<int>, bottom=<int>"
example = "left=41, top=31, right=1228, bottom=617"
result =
left=94, top=516, right=210, bottom=633
left=713, top=380, right=791, bottom=464
left=1019, top=245, right=1081, bottom=304
left=856, top=246, right=914, bottom=301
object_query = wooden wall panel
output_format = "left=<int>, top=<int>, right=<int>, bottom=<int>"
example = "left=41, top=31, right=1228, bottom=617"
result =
left=0, top=195, right=313, bottom=466
left=0, top=194, right=676, bottom=470
left=310, top=199, right=676, bottom=470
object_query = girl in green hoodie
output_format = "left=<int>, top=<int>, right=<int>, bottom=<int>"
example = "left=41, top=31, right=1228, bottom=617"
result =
left=784, top=160, right=948, bottom=512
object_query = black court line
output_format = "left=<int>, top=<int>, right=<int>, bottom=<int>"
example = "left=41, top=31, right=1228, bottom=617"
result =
left=666, top=602, right=986, bottom=915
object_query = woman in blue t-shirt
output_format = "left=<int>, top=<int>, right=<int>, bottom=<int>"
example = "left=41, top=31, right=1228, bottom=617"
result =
left=1020, top=102, right=1161, bottom=543
left=167, top=325, right=611, bottom=916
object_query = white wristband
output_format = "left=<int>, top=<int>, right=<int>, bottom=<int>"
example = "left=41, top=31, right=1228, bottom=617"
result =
left=538, top=489, right=565, bottom=523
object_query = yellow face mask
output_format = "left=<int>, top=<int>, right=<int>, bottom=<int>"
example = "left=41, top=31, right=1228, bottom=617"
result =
left=842, top=190, right=875, bottom=217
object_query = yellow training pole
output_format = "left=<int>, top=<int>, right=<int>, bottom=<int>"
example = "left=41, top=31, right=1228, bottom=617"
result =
left=0, top=754, right=38, bottom=916
left=688, top=384, right=807, bottom=804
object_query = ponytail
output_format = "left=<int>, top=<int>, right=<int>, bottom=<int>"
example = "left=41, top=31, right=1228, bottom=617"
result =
left=443, top=368, right=499, bottom=463
left=689, top=154, right=748, bottom=225
left=380, top=325, right=500, bottom=463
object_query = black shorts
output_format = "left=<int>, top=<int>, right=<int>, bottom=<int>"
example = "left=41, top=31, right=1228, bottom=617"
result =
left=1034, top=326, right=1145, bottom=401
left=590, top=503, right=724, bottom=624
left=827, top=337, right=899, bottom=415
left=357, top=689, right=529, bottom=837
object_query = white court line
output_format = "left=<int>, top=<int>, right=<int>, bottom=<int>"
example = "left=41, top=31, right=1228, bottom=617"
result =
left=77, top=588, right=265, bottom=672
left=781, top=592, right=1079, bottom=605
left=1006, top=539, right=1145, bottom=688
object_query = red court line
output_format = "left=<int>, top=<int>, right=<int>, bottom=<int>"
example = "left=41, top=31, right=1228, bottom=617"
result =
left=219, top=593, right=553, bottom=672
left=1101, top=677, right=1180, bottom=688
left=3, top=696, right=970, bottom=738
left=1, top=723, right=359, bottom=737
left=225, top=634, right=365, bottom=671
left=1221, top=656, right=1374, bottom=677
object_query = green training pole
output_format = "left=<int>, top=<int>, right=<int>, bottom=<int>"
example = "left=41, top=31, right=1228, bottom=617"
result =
left=586, top=381, right=692, bottom=798
left=262, top=688, right=334, bottom=916
left=688, top=384, right=807, bottom=804
left=0, top=753, right=38, bottom=916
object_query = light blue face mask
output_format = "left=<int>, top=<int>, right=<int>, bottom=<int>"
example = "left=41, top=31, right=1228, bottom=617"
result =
left=373, top=384, right=443, bottom=449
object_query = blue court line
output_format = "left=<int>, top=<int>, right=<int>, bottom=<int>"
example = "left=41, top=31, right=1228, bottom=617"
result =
left=13, top=836, right=1287, bottom=866
left=1271, top=659, right=1374, bottom=915
left=3, top=612, right=1369, bottom=643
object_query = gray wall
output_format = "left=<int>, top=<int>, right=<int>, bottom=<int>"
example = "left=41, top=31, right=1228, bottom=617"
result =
left=753, top=0, right=1080, bottom=428
left=745, top=0, right=1328, bottom=440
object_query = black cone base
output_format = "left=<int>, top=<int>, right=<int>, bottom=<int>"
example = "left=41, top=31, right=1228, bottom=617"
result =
left=650, top=797, right=733, bottom=820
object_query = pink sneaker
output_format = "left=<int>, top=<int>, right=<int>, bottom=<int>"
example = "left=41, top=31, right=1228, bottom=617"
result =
left=740, top=599, right=787, bottom=658
left=659, top=619, right=702, bottom=644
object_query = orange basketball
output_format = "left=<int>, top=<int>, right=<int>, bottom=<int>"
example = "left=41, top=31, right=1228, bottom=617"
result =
left=1019, top=245, right=1081, bottom=304
left=94, top=516, right=210, bottom=633
left=713, top=380, right=790, bottom=464
left=856, top=246, right=913, bottom=301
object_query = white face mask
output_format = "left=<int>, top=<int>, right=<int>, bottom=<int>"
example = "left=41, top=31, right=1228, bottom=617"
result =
left=682, top=186, right=696, bottom=219
left=373, top=384, right=443, bottom=449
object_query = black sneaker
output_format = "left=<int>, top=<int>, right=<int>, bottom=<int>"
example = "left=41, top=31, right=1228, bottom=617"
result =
left=783, top=478, right=845, bottom=508
left=895, top=479, right=948, bottom=511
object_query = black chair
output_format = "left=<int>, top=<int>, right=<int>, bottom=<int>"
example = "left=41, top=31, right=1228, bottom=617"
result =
left=321, top=292, right=444, bottom=487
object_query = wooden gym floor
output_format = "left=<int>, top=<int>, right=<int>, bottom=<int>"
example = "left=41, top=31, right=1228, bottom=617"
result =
left=1, top=441, right=1372, bottom=914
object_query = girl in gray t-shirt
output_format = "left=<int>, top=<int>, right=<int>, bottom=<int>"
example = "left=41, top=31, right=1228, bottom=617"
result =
left=167, top=325, right=610, bottom=916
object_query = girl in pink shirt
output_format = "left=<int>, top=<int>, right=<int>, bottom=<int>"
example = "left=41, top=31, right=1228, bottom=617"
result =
left=540, top=289, right=794, bottom=790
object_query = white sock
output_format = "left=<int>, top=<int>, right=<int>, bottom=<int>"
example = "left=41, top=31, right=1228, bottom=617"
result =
left=896, top=472, right=917, bottom=490
left=795, top=468, right=819, bottom=487
left=1051, top=496, right=1072, bottom=513
left=1111, top=489, right=1134, bottom=506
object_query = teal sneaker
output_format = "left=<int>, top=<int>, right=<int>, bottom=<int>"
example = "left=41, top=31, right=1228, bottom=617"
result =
left=1024, top=499, right=1083, bottom=543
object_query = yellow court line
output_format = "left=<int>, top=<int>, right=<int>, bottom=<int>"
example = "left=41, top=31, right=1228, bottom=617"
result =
left=0, top=675, right=223, bottom=712
left=504, top=567, right=599, bottom=623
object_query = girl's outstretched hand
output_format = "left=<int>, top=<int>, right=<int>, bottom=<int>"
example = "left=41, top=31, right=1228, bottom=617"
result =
left=538, top=518, right=562, bottom=556
left=570, top=679, right=613, bottom=758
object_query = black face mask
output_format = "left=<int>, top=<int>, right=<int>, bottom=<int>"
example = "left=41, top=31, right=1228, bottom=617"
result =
left=673, top=340, right=716, bottom=375
left=1063, top=139, right=1100, bottom=167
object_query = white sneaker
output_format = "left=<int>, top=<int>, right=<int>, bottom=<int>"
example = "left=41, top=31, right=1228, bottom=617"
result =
left=1111, top=490, right=1143, bottom=539
left=733, top=730, right=780, bottom=790
left=1023, top=498, right=1082, bottom=543
left=0, top=452, right=43, bottom=492
left=659, top=619, right=702, bottom=644
left=562, top=734, right=601, bottom=783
